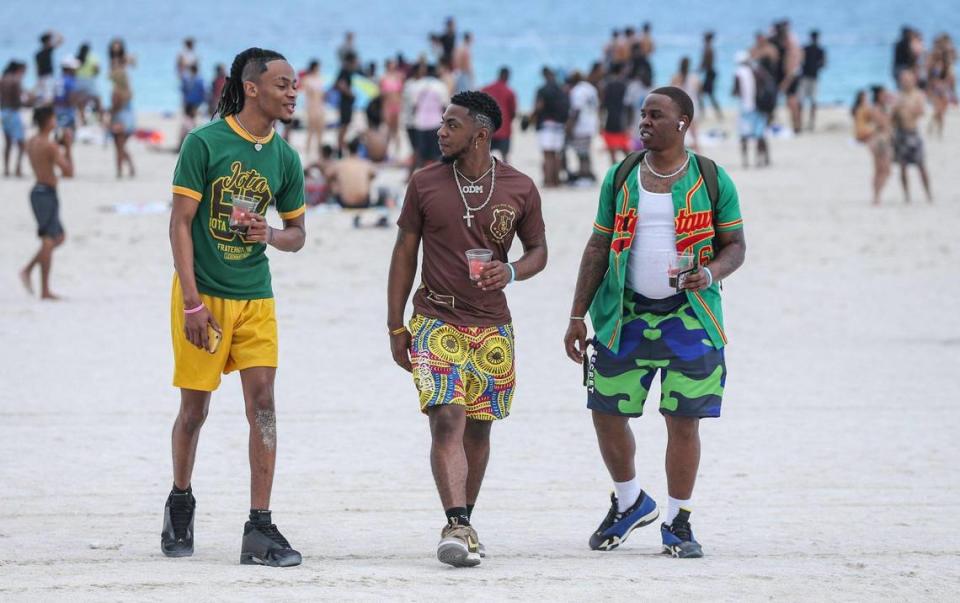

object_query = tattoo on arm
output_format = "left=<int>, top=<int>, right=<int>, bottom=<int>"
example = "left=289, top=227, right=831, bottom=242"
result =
left=709, top=228, right=746, bottom=281
left=571, top=233, right=611, bottom=315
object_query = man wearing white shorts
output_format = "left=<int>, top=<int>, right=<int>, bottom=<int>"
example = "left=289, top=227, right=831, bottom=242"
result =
left=733, top=52, right=769, bottom=168
left=531, top=67, right=568, bottom=187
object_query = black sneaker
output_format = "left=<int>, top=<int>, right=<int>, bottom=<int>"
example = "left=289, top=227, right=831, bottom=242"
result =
left=660, top=509, right=704, bottom=558
left=240, top=522, right=302, bottom=567
left=161, top=488, right=195, bottom=557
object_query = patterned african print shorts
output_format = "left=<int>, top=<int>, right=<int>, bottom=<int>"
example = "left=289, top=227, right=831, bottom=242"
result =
left=409, top=314, right=516, bottom=420
left=586, top=297, right=725, bottom=418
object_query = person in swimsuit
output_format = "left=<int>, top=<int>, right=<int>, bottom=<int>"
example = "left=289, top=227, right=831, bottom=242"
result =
left=20, top=106, right=73, bottom=300
left=892, top=70, right=932, bottom=203
left=1, top=60, right=28, bottom=177
left=379, top=58, right=405, bottom=158
left=108, top=38, right=135, bottom=179
left=300, top=59, right=326, bottom=160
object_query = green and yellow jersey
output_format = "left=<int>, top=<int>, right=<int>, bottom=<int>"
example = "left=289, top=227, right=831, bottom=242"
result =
left=172, top=115, right=305, bottom=300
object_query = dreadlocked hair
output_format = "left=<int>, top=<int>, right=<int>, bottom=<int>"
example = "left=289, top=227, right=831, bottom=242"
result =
left=450, top=90, right=503, bottom=132
left=214, top=47, right=287, bottom=118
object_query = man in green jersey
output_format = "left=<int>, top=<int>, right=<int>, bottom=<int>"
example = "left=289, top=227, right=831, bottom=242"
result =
left=564, top=87, right=746, bottom=558
left=163, top=48, right=306, bottom=567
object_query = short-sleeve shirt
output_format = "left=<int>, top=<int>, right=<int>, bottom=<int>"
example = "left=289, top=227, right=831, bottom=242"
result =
left=570, top=81, right=599, bottom=138
left=397, top=161, right=546, bottom=326
left=801, top=44, right=825, bottom=78
left=481, top=80, right=517, bottom=140
left=172, top=115, right=305, bottom=300
left=590, top=152, right=743, bottom=351
left=535, top=82, right=569, bottom=127
left=601, top=78, right=627, bottom=133
left=36, top=47, right=54, bottom=77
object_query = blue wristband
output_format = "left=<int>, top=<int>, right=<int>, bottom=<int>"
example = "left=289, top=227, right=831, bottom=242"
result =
left=507, top=262, right=516, bottom=284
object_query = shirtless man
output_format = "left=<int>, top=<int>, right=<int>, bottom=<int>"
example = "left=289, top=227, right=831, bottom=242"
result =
left=453, top=32, right=474, bottom=93
left=20, top=106, right=73, bottom=299
left=328, top=138, right=377, bottom=207
left=892, top=70, right=932, bottom=203
left=300, top=60, right=325, bottom=160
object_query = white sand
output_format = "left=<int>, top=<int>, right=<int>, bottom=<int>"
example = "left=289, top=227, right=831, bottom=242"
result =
left=1, top=108, right=959, bottom=601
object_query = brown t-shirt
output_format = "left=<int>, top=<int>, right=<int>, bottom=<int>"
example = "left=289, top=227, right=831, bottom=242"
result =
left=397, top=160, right=545, bottom=326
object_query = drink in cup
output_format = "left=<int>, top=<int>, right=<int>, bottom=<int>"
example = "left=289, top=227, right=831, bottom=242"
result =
left=230, top=194, right=259, bottom=235
left=668, top=251, right=696, bottom=291
left=465, top=249, right=494, bottom=281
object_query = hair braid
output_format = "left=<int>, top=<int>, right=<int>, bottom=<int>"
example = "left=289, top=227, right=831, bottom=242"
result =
left=214, top=47, right=286, bottom=118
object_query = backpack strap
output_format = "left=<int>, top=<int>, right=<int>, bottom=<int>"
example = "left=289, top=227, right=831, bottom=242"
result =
left=693, top=153, right=719, bottom=214
left=612, top=150, right=645, bottom=198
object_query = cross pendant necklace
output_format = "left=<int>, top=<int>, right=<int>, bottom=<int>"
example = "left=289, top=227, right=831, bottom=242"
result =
left=454, top=157, right=496, bottom=228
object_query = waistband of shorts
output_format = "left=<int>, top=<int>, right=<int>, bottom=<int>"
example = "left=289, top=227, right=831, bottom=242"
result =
left=31, top=183, right=56, bottom=193
left=412, top=312, right=511, bottom=331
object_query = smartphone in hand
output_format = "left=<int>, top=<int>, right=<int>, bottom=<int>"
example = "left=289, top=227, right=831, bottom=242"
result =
left=206, top=324, right=222, bottom=354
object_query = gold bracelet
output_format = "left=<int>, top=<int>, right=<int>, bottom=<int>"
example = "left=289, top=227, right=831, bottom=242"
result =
left=389, top=326, right=409, bottom=336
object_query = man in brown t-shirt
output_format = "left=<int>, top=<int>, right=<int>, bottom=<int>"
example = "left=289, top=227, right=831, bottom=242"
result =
left=387, top=91, right=547, bottom=568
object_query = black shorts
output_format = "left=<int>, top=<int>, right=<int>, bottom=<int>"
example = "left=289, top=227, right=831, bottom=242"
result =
left=339, top=102, right=354, bottom=127
left=407, top=127, right=421, bottom=156
left=702, top=70, right=716, bottom=95
left=30, top=184, right=64, bottom=238
left=417, top=128, right=441, bottom=162
left=491, top=137, right=511, bottom=158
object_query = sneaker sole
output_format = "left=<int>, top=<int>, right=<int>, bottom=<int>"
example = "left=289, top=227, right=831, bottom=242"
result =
left=593, top=507, right=660, bottom=551
left=161, top=547, right=193, bottom=558
left=437, top=541, right=481, bottom=567
left=662, top=544, right=704, bottom=559
left=240, top=552, right=303, bottom=567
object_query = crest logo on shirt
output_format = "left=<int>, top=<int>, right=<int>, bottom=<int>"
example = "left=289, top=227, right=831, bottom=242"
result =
left=489, top=205, right=517, bottom=242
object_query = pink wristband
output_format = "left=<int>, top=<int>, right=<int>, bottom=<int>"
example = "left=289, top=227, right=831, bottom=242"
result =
left=183, top=303, right=205, bottom=315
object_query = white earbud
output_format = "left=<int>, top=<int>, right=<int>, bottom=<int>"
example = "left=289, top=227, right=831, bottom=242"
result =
left=678, top=121, right=685, bottom=131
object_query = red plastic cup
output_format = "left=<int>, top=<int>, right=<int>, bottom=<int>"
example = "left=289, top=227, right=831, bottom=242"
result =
left=465, top=249, right=493, bottom=281
left=229, top=194, right=259, bottom=234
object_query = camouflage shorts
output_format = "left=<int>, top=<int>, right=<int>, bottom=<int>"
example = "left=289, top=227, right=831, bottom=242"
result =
left=586, top=296, right=725, bottom=418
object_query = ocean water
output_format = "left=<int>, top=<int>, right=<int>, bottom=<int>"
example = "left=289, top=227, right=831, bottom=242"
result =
left=1, top=0, right=957, bottom=112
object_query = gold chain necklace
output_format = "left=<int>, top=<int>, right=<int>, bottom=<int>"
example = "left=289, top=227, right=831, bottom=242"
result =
left=233, top=115, right=270, bottom=151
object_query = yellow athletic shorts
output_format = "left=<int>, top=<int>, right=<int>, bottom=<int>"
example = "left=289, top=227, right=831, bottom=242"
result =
left=171, top=275, right=278, bottom=391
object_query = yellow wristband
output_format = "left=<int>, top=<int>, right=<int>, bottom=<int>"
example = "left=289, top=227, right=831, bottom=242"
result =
left=389, top=326, right=409, bottom=336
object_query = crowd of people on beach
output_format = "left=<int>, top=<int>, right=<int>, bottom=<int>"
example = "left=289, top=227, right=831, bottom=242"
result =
left=852, top=27, right=957, bottom=204
left=2, top=31, right=138, bottom=180
left=3, top=19, right=958, bottom=299
left=4, top=19, right=956, bottom=202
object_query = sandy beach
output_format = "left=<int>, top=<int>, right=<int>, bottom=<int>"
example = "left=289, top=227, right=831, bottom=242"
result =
left=1, top=107, right=959, bottom=600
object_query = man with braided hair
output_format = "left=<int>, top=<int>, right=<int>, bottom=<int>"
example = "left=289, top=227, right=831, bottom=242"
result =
left=163, top=47, right=306, bottom=567
left=388, top=90, right=548, bottom=567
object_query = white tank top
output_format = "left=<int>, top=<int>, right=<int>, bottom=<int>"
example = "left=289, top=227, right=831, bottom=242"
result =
left=625, top=183, right=678, bottom=299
